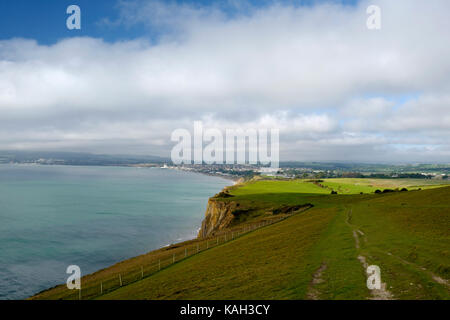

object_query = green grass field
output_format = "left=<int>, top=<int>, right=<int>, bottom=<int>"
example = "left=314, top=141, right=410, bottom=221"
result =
left=229, top=179, right=330, bottom=195
left=32, top=178, right=450, bottom=300
left=231, top=178, right=449, bottom=196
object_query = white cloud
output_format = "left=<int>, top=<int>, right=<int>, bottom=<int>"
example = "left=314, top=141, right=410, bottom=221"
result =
left=384, top=95, right=450, bottom=132
left=0, top=0, right=450, bottom=161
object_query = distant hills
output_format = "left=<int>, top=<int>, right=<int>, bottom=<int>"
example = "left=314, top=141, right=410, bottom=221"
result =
left=0, top=151, right=169, bottom=166
left=280, top=161, right=450, bottom=173
left=0, top=151, right=449, bottom=175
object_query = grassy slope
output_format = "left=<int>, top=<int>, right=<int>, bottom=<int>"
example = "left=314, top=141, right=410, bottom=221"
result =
left=349, top=188, right=450, bottom=299
left=232, top=178, right=448, bottom=196
left=230, top=179, right=330, bottom=195
left=100, top=206, right=337, bottom=299
left=320, top=178, right=449, bottom=194
left=33, top=179, right=450, bottom=300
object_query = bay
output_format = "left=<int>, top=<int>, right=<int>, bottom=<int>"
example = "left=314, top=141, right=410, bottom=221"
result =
left=0, top=164, right=230, bottom=299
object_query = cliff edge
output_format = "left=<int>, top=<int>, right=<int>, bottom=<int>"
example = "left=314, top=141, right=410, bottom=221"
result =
left=198, top=197, right=238, bottom=238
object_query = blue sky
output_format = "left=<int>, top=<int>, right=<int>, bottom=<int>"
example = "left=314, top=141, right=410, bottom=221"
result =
left=0, top=0, right=449, bottom=162
left=0, top=0, right=359, bottom=44
left=0, top=0, right=122, bottom=43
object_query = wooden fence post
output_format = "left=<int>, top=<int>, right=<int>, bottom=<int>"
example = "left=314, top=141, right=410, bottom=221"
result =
left=100, top=282, right=103, bottom=295
left=119, top=274, right=122, bottom=286
left=141, top=266, right=144, bottom=279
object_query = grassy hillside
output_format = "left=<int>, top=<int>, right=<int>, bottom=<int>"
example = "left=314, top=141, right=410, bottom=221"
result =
left=233, top=178, right=448, bottom=195
left=32, top=179, right=450, bottom=300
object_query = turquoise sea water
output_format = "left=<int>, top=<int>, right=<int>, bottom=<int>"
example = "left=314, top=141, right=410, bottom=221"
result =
left=0, top=164, right=230, bottom=299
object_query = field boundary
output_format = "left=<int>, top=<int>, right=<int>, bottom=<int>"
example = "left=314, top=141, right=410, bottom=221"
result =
left=60, top=205, right=313, bottom=300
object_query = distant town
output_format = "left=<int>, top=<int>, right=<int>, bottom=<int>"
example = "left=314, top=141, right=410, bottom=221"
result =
left=159, top=163, right=449, bottom=181
left=2, top=151, right=447, bottom=181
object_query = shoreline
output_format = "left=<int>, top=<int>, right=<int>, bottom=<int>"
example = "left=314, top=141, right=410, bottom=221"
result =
left=30, top=181, right=232, bottom=300
left=1, top=163, right=243, bottom=183
left=25, top=168, right=234, bottom=300
left=153, top=165, right=243, bottom=183
left=0, top=163, right=233, bottom=299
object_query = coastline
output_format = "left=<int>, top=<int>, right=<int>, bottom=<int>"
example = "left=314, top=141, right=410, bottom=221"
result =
left=30, top=179, right=235, bottom=300
left=152, top=165, right=243, bottom=183
left=25, top=166, right=234, bottom=300
left=0, top=164, right=232, bottom=299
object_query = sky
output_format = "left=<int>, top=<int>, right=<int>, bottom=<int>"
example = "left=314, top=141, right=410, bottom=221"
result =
left=0, top=0, right=449, bottom=163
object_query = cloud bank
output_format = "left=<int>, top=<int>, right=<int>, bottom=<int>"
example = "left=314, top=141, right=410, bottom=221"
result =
left=0, top=0, right=449, bottom=162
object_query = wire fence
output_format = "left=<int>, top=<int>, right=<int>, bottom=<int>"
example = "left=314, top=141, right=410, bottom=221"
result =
left=64, top=207, right=310, bottom=300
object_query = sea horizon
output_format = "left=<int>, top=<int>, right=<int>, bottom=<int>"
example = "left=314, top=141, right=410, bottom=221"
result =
left=0, top=164, right=230, bottom=299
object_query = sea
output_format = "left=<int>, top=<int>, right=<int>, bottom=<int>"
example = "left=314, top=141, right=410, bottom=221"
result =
left=0, top=164, right=230, bottom=299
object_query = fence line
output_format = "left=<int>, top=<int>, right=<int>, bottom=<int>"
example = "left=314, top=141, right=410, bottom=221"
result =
left=67, top=206, right=311, bottom=300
